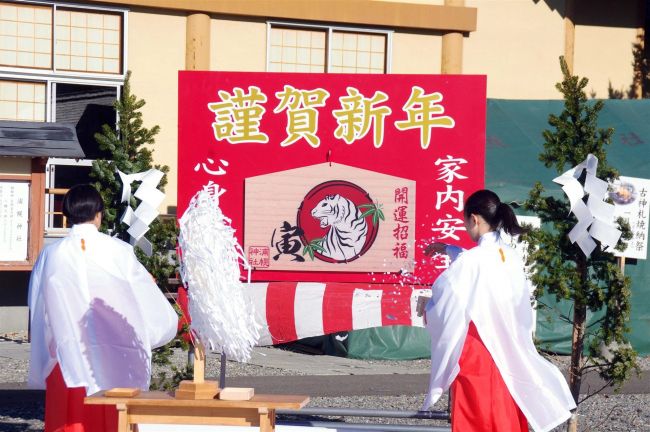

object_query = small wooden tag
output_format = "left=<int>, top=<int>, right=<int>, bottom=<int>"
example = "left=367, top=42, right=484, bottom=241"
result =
left=218, top=387, right=254, bottom=401
left=105, top=388, right=140, bottom=398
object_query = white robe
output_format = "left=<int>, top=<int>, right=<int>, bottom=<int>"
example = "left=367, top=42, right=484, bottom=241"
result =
left=423, top=231, right=576, bottom=432
left=28, top=223, right=178, bottom=395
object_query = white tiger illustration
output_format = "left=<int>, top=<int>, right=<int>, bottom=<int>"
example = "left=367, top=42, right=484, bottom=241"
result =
left=311, top=194, right=368, bottom=261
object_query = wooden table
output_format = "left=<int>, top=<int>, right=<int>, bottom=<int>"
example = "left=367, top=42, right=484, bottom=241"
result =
left=85, top=391, right=310, bottom=432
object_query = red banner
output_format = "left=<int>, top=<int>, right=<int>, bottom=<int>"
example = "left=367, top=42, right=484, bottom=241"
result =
left=178, top=72, right=486, bottom=285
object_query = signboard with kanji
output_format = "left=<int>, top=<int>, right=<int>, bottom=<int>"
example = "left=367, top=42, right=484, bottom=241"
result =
left=611, top=176, right=650, bottom=260
left=178, top=72, right=486, bottom=284
left=0, top=181, right=30, bottom=261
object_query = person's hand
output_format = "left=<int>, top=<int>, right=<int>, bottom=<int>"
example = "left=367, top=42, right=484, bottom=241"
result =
left=423, top=242, right=448, bottom=257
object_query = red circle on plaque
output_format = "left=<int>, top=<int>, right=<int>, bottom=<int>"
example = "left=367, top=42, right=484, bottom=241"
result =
left=297, top=180, right=380, bottom=263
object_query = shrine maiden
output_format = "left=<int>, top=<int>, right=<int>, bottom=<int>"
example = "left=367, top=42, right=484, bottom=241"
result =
left=28, top=184, right=178, bottom=432
left=422, top=190, right=576, bottom=432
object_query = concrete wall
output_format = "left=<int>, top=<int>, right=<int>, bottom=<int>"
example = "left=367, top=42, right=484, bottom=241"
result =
left=211, top=18, right=267, bottom=72
left=127, top=9, right=186, bottom=214
left=464, top=0, right=566, bottom=99
left=573, top=0, right=639, bottom=98
left=391, top=30, right=441, bottom=74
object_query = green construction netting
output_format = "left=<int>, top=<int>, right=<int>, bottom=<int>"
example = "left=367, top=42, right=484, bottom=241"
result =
left=341, top=99, right=650, bottom=359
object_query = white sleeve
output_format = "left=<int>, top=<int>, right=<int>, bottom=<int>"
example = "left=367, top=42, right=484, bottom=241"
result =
left=126, top=251, right=178, bottom=349
left=445, top=245, right=464, bottom=263
left=27, top=248, right=56, bottom=389
left=421, top=262, right=471, bottom=410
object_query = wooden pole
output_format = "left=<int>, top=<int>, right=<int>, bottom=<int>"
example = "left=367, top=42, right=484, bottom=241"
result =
left=633, top=0, right=646, bottom=98
left=193, top=340, right=206, bottom=383
left=618, top=256, right=626, bottom=276
left=441, top=0, right=464, bottom=74
left=564, top=0, right=575, bottom=74
left=185, top=13, right=211, bottom=70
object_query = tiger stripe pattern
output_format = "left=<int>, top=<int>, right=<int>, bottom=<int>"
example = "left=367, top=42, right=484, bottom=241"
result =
left=311, top=194, right=368, bottom=261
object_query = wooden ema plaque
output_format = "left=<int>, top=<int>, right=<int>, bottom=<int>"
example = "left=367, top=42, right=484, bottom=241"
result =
left=244, top=163, right=416, bottom=273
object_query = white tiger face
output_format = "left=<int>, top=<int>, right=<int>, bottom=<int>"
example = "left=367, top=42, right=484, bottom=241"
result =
left=310, top=193, right=368, bottom=261
left=311, top=194, right=345, bottom=228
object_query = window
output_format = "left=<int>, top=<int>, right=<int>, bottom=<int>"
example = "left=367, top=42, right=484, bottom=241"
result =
left=330, top=31, right=386, bottom=74
left=0, top=2, right=126, bottom=234
left=268, top=23, right=390, bottom=74
left=269, top=27, right=326, bottom=73
left=45, top=83, right=118, bottom=233
left=0, top=1, right=125, bottom=76
left=45, top=158, right=93, bottom=232
left=0, top=79, right=45, bottom=121
left=54, top=83, right=118, bottom=159
left=0, top=2, right=52, bottom=69
left=55, top=9, right=122, bottom=74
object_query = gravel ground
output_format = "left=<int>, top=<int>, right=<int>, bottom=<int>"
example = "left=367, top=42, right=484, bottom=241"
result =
left=1, top=331, right=649, bottom=432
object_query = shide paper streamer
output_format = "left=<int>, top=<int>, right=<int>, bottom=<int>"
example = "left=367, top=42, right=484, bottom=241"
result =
left=178, top=182, right=262, bottom=362
left=553, top=154, right=622, bottom=257
left=117, top=168, right=166, bottom=256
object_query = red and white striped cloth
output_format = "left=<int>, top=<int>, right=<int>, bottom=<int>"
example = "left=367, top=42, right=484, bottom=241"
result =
left=243, top=282, right=431, bottom=346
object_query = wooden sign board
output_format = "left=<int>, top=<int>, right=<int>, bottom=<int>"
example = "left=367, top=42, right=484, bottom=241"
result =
left=178, top=71, right=486, bottom=284
left=245, top=163, right=415, bottom=272
left=611, top=176, right=649, bottom=260
left=0, top=181, right=30, bottom=261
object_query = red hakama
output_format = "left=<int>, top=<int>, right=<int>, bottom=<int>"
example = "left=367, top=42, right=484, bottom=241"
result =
left=451, top=322, right=529, bottom=431
left=44, top=364, right=117, bottom=432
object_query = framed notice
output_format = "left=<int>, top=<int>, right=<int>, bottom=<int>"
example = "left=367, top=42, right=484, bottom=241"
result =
left=611, top=176, right=650, bottom=260
left=0, top=181, right=30, bottom=261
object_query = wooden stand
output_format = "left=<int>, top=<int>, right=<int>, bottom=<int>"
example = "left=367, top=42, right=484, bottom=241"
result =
left=88, top=341, right=307, bottom=431
left=86, top=391, right=309, bottom=432
left=174, top=340, right=220, bottom=400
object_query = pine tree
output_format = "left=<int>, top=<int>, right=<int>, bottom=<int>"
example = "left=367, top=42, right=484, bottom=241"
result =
left=523, top=57, right=638, bottom=431
left=90, top=70, right=177, bottom=288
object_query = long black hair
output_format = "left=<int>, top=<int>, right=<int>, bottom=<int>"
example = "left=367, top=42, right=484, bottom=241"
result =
left=464, top=189, right=527, bottom=236
left=63, top=184, right=104, bottom=226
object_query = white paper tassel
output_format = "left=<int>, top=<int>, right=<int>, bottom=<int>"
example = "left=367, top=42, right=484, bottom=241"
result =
left=552, top=154, right=622, bottom=257
left=178, top=182, right=261, bottom=362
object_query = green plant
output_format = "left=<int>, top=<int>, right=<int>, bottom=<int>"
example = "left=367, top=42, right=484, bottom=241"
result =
left=90, top=70, right=177, bottom=287
left=522, top=56, right=639, bottom=432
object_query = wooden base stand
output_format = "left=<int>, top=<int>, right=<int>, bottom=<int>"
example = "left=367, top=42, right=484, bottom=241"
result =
left=175, top=380, right=220, bottom=400
left=174, top=340, right=222, bottom=400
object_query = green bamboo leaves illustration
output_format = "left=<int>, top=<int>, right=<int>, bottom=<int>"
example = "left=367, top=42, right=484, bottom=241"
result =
left=303, top=237, right=325, bottom=260
left=358, top=202, right=384, bottom=226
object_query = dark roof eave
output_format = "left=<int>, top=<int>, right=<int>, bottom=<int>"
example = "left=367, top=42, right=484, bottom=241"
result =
left=0, top=120, right=85, bottom=158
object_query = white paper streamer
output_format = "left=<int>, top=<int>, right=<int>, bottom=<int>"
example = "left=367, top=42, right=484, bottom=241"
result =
left=178, top=182, right=262, bottom=362
left=117, top=168, right=165, bottom=255
left=553, top=154, right=622, bottom=257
